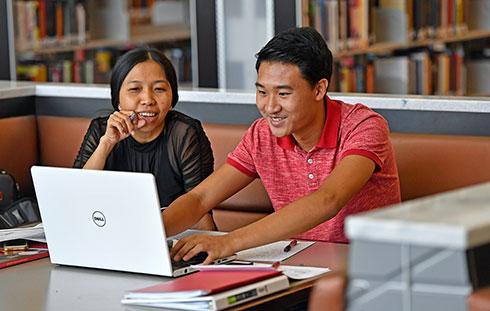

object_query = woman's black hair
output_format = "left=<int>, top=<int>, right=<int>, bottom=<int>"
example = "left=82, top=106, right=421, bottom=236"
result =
left=255, top=27, right=333, bottom=88
left=110, top=47, right=179, bottom=110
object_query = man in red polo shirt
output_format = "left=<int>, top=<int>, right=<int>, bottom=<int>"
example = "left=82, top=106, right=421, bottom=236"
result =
left=165, top=27, right=401, bottom=264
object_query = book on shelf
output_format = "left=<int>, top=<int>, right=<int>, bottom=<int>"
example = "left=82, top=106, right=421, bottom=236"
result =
left=409, top=50, right=432, bottom=95
left=434, top=51, right=450, bottom=95
left=88, top=0, right=130, bottom=41
left=374, top=6, right=408, bottom=44
left=308, top=0, right=371, bottom=52
left=468, top=0, right=490, bottom=30
left=467, top=59, right=490, bottom=96
left=466, top=48, right=490, bottom=96
left=449, top=44, right=466, bottom=96
left=14, top=0, right=87, bottom=52
left=332, top=54, right=375, bottom=93
left=121, top=270, right=289, bottom=310
left=374, top=56, right=410, bottom=94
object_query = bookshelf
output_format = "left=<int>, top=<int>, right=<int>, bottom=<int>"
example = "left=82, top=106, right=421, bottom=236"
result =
left=302, top=0, right=490, bottom=96
left=11, top=0, right=192, bottom=85
left=334, top=29, right=490, bottom=58
left=0, top=0, right=298, bottom=88
left=15, top=24, right=190, bottom=55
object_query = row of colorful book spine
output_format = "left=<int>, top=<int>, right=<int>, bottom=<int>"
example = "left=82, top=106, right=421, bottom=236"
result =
left=330, top=45, right=490, bottom=96
left=14, top=0, right=88, bottom=52
left=303, top=0, right=488, bottom=53
left=16, top=46, right=192, bottom=84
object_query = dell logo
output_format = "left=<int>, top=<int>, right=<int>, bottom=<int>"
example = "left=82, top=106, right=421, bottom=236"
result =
left=92, top=211, right=106, bottom=227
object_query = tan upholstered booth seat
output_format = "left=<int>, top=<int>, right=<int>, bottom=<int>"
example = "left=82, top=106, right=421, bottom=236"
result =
left=390, top=133, right=490, bottom=201
left=37, top=116, right=91, bottom=168
left=0, top=116, right=38, bottom=196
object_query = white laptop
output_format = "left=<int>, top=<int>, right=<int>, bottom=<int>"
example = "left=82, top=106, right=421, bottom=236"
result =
left=31, top=166, right=233, bottom=277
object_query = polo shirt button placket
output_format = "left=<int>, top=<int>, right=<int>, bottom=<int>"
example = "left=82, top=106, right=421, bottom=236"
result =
left=307, top=173, right=316, bottom=189
left=306, top=157, right=315, bottom=188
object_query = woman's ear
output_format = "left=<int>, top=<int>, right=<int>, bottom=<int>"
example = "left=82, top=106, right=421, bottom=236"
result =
left=118, top=105, right=121, bottom=111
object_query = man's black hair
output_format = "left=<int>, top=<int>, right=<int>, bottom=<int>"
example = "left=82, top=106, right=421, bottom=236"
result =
left=255, top=27, right=333, bottom=87
left=110, top=47, right=179, bottom=110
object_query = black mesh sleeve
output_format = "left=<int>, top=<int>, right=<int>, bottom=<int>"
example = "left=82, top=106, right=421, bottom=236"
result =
left=180, top=123, right=214, bottom=192
left=73, top=117, right=107, bottom=168
left=167, top=116, right=214, bottom=192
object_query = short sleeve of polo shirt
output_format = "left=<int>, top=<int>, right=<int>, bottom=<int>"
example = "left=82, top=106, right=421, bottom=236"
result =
left=339, top=105, right=391, bottom=170
left=226, top=120, right=261, bottom=178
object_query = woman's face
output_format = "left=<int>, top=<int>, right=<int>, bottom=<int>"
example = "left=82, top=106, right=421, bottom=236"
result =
left=118, top=60, right=173, bottom=142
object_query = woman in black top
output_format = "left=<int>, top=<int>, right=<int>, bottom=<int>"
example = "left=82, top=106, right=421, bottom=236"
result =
left=74, top=47, right=215, bottom=230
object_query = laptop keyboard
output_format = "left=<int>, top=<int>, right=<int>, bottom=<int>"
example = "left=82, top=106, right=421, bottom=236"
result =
left=171, top=251, right=208, bottom=270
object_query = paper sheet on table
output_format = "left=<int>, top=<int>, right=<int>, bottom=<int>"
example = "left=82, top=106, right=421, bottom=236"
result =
left=236, top=240, right=314, bottom=262
left=279, top=265, right=330, bottom=280
left=0, top=223, right=46, bottom=243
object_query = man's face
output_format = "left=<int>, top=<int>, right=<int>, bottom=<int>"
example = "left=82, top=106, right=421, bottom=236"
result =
left=255, top=61, right=324, bottom=138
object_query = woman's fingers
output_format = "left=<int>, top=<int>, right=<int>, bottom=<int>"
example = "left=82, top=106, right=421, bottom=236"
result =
left=108, top=111, right=137, bottom=137
left=109, top=114, right=128, bottom=136
left=118, top=111, right=137, bottom=134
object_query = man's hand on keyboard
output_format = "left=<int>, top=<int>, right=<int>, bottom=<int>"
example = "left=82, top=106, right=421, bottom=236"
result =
left=170, top=234, right=235, bottom=265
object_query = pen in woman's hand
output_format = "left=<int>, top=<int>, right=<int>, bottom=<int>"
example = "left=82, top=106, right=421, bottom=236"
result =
left=283, top=239, right=298, bottom=252
left=129, top=111, right=137, bottom=121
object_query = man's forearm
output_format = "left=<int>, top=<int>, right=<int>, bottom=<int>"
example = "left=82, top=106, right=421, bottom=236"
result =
left=163, top=192, right=209, bottom=236
left=227, top=190, right=341, bottom=253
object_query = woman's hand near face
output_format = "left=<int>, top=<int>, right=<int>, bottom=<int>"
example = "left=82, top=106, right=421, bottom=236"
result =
left=102, top=110, right=146, bottom=146
left=82, top=111, right=145, bottom=170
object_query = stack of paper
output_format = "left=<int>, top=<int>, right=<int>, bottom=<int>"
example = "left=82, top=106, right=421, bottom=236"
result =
left=236, top=240, right=314, bottom=262
left=0, top=223, right=46, bottom=243
left=121, top=270, right=289, bottom=310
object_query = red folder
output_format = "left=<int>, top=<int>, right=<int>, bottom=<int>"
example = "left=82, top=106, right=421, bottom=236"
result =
left=0, top=243, right=49, bottom=269
left=125, top=270, right=282, bottom=299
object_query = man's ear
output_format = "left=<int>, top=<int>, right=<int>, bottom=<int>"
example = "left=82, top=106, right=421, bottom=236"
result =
left=315, top=79, right=328, bottom=100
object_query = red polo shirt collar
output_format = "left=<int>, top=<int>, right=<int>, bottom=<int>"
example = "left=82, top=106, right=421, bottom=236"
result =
left=277, top=96, right=340, bottom=150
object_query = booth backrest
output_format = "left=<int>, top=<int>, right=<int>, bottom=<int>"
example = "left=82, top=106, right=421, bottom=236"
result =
left=37, top=116, right=92, bottom=168
left=390, top=132, right=490, bottom=201
left=0, top=116, right=38, bottom=196
left=2, top=115, right=490, bottom=232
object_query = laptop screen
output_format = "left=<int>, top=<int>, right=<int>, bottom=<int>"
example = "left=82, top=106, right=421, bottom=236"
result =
left=31, top=166, right=175, bottom=276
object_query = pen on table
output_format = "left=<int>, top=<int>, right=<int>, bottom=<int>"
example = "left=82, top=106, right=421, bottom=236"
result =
left=227, top=260, right=254, bottom=265
left=283, top=239, right=298, bottom=253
